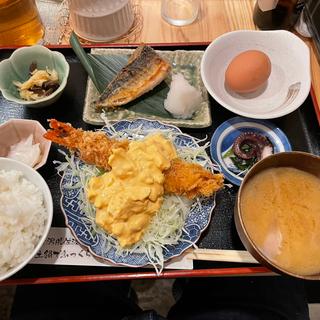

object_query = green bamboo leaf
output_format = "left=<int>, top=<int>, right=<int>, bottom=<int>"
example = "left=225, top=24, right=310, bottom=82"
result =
left=88, top=54, right=128, bottom=93
left=70, top=33, right=173, bottom=119
left=69, top=32, right=100, bottom=91
left=90, top=54, right=173, bottom=119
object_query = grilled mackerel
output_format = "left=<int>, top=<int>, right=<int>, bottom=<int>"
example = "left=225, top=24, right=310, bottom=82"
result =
left=95, top=45, right=171, bottom=110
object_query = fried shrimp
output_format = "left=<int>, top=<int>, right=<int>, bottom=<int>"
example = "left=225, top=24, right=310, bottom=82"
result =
left=44, top=119, right=128, bottom=170
left=44, top=119, right=224, bottom=199
left=163, top=158, right=224, bottom=199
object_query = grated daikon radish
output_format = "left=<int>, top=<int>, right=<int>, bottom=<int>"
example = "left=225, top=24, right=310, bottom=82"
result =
left=7, top=135, right=41, bottom=168
left=164, top=73, right=202, bottom=119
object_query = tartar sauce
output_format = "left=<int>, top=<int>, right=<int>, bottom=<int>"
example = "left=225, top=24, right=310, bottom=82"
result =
left=87, top=133, right=177, bottom=247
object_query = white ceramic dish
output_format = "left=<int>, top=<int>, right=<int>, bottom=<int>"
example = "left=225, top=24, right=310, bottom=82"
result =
left=69, top=0, right=134, bottom=42
left=0, top=158, right=53, bottom=282
left=201, top=30, right=311, bottom=119
left=0, top=119, right=51, bottom=170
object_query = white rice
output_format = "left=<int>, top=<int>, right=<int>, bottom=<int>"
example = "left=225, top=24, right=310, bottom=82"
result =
left=0, top=169, right=47, bottom=275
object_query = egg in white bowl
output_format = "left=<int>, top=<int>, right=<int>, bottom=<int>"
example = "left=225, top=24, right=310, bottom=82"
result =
left=201, top=30, right=311, bottom=119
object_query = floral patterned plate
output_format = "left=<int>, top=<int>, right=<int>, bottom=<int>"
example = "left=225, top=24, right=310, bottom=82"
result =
left=60, top=119, right=217, bottom=268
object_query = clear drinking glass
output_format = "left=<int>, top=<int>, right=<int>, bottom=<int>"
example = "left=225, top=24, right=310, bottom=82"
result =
left=161, top=0, right=199, bottom=26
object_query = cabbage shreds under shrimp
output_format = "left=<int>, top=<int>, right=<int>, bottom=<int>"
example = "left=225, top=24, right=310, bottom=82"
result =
left=55, top=121, right=223, bottom=274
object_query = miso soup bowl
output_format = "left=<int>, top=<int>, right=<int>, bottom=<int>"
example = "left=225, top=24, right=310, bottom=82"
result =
left=234, top=151, right=320, bottom=280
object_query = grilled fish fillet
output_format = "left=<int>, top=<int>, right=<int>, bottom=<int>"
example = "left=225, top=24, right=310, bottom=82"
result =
left=44, top=120, right=224, bottom=199
left=95, top=45, right=171, bottom=110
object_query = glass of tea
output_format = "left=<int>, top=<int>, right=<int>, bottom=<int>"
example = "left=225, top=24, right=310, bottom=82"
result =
left=0, top=0, right=44, bottom=46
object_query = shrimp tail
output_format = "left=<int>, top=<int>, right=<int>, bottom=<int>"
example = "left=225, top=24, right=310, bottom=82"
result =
left=164, top=158, right=224, bottom=199
left=44, top=119, right=82, bottom=149
left=43, top=119, right=128, bottom=170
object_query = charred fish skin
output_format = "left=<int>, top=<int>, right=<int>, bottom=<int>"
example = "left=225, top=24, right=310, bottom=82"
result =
left=95, top=45, right=171, bottom=110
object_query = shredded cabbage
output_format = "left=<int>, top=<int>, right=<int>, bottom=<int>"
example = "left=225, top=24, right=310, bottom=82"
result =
left=56, top=122, right=219, bottom=274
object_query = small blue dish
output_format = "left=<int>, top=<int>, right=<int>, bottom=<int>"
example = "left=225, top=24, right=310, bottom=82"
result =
left=210, top=117, right=292, bottom=186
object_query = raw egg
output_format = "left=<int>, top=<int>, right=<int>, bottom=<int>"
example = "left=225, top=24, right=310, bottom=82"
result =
left=225, top=50, right=271, bottom=93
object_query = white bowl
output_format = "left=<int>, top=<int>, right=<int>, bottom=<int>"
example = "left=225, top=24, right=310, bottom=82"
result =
left=0, top=119, right=51, bottom=170
left=0, top=158, right=53, bottom=282
left=201, top=30, right=311, bottom=119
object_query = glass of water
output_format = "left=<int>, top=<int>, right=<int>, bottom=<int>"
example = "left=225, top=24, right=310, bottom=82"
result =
left=161, top=0, right=199, bottom=26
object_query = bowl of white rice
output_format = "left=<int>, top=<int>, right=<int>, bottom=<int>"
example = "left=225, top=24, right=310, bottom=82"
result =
left=0, top=157, right=53, bottom=281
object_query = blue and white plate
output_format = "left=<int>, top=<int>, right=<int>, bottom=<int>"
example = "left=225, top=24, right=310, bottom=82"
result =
left=210, top=117, right=292, bottom=186
left=60, top=119, right=217, bottom=268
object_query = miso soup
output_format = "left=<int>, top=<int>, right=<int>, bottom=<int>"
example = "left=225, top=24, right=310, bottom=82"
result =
left=240, top=167, right=320, bottom=276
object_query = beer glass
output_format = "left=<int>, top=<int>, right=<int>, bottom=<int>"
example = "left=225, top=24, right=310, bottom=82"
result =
left=0, top=0, right=44, bottom=46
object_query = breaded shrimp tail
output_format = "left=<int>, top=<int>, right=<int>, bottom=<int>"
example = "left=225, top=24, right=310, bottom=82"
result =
left=164, top=158, right=224, bottom=199
left=44, top=119, right=128, bottom=170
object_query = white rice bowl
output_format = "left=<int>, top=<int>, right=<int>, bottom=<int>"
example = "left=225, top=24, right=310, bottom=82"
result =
left=0, top=158, right=53, bottom=282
